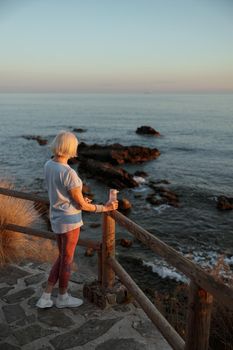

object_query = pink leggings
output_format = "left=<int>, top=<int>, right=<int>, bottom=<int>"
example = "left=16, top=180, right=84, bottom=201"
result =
left=48, top=228, right=80, bottom=289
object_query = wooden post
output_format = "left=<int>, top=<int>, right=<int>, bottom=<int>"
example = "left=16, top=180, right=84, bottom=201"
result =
left=102, top=213, right=115, bottom=289
left=185, top=280, right=213, bottom=350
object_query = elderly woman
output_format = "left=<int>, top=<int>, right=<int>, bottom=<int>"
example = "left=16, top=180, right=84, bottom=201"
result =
left=36, top=131, right=118, bottom=309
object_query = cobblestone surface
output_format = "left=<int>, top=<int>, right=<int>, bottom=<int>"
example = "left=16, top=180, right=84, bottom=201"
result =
left=95, top=338, right=147, bottom=350
left=2, top=304, right=26, bottom=323
left=0, top=262, right=171, bottom=350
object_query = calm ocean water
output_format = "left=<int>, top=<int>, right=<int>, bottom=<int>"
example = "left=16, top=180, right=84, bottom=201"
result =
left=0, top=93, right=233, bottom=280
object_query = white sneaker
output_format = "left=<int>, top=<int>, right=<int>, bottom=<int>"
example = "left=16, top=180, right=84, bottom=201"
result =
left=55, top=293, right=83, bottom=308
left=36, top=296, right=53, bottom=309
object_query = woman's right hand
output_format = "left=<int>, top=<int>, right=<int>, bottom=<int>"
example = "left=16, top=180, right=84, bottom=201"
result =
left=104, top=200, right=118, bottom=211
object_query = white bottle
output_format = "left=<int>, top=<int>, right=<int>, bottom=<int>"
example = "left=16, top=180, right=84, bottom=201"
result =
left=109, top=189, right=119, bottom=202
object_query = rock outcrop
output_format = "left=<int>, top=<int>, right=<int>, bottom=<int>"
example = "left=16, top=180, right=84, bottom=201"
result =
left=78, top=142, right=160, bottom=165
left=217, top=196, right=233, bottom=210
left=136, top=126, right=160, bottom=136
left=146, top=185, right=180, bottom=208
left=118, top=198, right=132, bottom=211
left=134, top=171, right=148, bottom=178
left=78, top=159, right=138, bottom=189
left=117, top=238, right=133, bottom=248
left=22, top=135, right=48, bottom=145
left=73, top=128, right=87, bottom=133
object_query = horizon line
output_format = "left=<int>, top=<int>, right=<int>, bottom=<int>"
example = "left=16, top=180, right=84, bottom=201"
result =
left=0, top=90, right=233, bottom=94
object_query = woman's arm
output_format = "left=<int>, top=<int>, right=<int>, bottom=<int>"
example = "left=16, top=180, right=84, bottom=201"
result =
left=69, top=187, right=118, bottom=212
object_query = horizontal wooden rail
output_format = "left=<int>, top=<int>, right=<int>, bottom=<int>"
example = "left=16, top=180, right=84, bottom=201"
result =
left=0, top=187, right=101, bottom=250
left=0, top=187, right=49, bottom=204
left=108, top=256, right=185, bottom=350
left=4, top=223, right=101, bottom=251
left=109, top=211, right=233, bottom=310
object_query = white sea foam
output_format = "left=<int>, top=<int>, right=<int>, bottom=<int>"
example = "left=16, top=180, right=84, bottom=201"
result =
left=191, top=250, right=218, bottom=268
left=133, top=176, right=146, bottom=184
left=186, top=251, right=233, bottom=282
left=131, top=185, right=147, bottom=192
left=224, top=256, right=233, bottom=265
left=190, top=251, right=233, bottom=268
left=153, top=204, right=171, bottom=213
left=143, top=251, right=233, bottom=284
left=143, top=260, right=188, bottom=283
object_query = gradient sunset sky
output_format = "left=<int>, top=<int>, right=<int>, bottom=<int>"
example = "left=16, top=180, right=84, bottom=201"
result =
left=0, top=0, right=233, bottom=93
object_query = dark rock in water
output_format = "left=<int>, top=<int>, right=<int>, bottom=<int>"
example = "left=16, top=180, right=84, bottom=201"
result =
left=78, top=159, right=138, bottom=189
left=217, top=196, right=233, bottom=210
left=146, top=186, right=180, bottom=208
left=73, top=128, right=87, bottom=133
left=36, top=138, right=47, bottom=146
left=22, top=135, right=48, bottom=145
left=78, top=142, right=160, bottom=165
left=134, top=170, right=148, bottom=177
left=118, top=198, right=132, bottom=211
left=85, top=248, right=95, bottom=257
left=136, top=125, right=160, bottom=136
left=117, top=238, right=133, bottom=248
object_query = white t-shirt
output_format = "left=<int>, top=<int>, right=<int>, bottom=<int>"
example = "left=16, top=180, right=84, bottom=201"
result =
left=44, top=159, right=83, bottom=233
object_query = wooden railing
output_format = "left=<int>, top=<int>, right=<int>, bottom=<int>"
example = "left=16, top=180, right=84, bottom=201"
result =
left=1, top=187, right=233, bottom=350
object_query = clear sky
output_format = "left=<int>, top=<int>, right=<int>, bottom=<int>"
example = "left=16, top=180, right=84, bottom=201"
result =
left=0, top=0, right=233, bottom=93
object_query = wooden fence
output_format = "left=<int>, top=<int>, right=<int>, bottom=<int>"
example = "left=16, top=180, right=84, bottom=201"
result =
left=1, top=187, right=233, bottom=350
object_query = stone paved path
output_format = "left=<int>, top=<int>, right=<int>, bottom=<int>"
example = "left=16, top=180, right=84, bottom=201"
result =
left=0, top=260, right=171, bottom=350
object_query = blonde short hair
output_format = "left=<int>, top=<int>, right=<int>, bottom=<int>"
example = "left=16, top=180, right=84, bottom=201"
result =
left=51, top=131, right=78, bottom=158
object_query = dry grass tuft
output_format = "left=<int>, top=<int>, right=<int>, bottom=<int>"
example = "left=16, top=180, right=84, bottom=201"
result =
left=0, top=181, right=57, bottom=266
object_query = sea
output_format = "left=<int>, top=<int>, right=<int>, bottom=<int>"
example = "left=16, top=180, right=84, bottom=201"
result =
left=0, top=92, right=233, bottom=284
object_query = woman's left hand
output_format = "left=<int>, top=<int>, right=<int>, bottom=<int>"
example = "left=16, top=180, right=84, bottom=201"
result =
left=104, top=200, right=118, bottom=211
